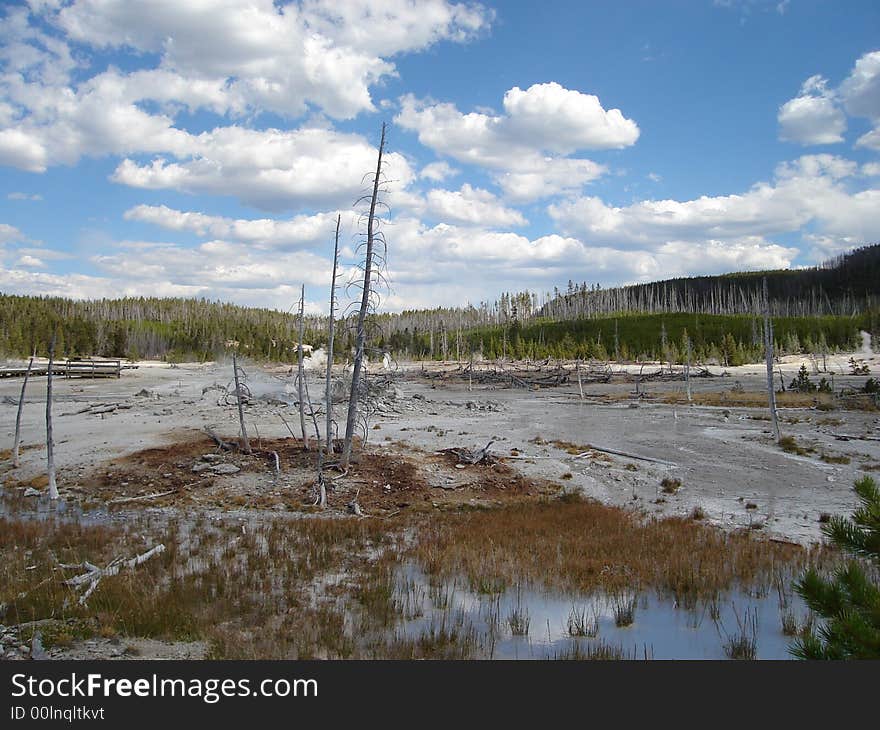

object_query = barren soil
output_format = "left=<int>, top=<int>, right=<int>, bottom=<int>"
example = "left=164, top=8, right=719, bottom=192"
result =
left=2, top=350, right=878, bottom=659
left=2, top=352, right=878, bottom=545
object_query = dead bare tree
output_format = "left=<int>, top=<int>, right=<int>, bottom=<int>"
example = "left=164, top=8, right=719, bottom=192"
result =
left=685, top=336, right=692, bottom=403
left=341, top=122, right=387, bottom=469
left=576, top=358, right=585, bottom=400
left=46, top=333, right=59, bottom=500
left=297, top=372, right=326, bottom=506
left=325, top=214, right=341, bottom=455
left=231, top=351, right=252, bottom=454
left=296, top=284, right=309, bottom=451
left=763, top=277, right=781, bottom=442
left=12, top=350, right=35, bottom=468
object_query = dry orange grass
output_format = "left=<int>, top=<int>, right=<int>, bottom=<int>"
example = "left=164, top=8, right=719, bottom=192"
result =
left=412, top=497, right=829, bottom=602
left=659, top=390, right=834, bottom=409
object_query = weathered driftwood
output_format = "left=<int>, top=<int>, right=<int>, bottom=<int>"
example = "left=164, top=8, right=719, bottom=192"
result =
left=442, top=440, right=497, bottom=465
left=572, top=444, right=676, bottom=467
left=347, top=488, right=363, bottom=516
left=59, top=544, right=165, bottom=605
left=109, top=489, right=177, bottom=504
left=205, top=426, right=234, bottom=451
left=830, top=433, right=880, bottom=442
left=63, top=402, right=134, bottom=416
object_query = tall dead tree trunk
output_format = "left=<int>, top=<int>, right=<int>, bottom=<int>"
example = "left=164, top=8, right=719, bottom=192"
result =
left=232, top=351, right=252, bottom=454
left=12, top=351, right=35, bottom=468
left=685, top=337, right=692, bottom=403
left=576, top=357, right=585, bottom=400
left=763, top=277, right=781, bottom=442
left=325, top=214, right=341, bottom=455
left=341, top=123, right=386, bottom=469
left=297, top=284, right=309, bottom=451
left=46, top=334, right=59, bottom=500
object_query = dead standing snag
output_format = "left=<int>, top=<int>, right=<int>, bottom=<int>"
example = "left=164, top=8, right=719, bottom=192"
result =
left=46, top=332, right=59, bottom=500
left=342, top=123, right=387, bottom=469
left=762, top=277, right=781, bottom=442
left=325, top=214, right=341, bottom=455
left=231, top=351, right=252, bottom=454
left=296, top=284, right=310, bottom=451
left=12, top=350, right=35, bottom=468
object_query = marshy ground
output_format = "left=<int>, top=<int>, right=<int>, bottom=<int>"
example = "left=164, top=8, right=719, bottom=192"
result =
left=1, top=352, right=877, bottom=659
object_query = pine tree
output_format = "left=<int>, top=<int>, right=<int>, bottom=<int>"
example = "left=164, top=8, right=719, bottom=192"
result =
left=790, top=364, right=816, bottom=393
left=791, top=476, right=880, bottom=659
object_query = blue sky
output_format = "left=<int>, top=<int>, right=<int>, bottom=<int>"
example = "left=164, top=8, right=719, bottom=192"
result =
left=1, top=0, right=878, bottom=313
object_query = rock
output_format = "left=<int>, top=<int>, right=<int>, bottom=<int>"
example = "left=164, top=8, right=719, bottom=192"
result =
left=191, top=463, right=213, bottom=473
left=23, top=487, right=40, bottom=497
left=211, top=464, right=240, bottom=475
left=30, top=631, right=49, bottom=661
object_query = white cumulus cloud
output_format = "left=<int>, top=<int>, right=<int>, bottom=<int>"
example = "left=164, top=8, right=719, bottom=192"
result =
left=778, top=75, right=846, bottom=145
left=395, top=82, right=637, bottom=201
left=124, top=205, right=360, bottom=250
left=424, top=185, right=527, bottom=227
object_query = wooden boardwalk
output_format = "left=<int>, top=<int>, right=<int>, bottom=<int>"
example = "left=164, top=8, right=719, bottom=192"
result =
left=0, top=358, right=127, bottom=379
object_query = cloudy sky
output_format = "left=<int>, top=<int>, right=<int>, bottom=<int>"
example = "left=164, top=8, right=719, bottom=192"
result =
left=1, top=0, right=878, bottom=314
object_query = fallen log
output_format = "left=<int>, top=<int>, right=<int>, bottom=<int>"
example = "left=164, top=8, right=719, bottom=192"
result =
left=572, top=444, right=677, bottom=467
left=441, top=440, right=497, bottom=465
left=205, top=426, right=235, bottom=451
left=109, top=490, right=177, bottom=504
left=830, top=433, right=880, bottom=442
left=58, top=544, right=165, bottom=605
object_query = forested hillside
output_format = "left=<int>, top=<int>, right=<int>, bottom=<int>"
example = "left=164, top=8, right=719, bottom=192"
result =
left=0, top=295, right=324, bottom=362
left=538, top=244, right=880, bottom=320
left=457, top=312, right=871, bottom=365
left=2, top=244, right=878, bottom=363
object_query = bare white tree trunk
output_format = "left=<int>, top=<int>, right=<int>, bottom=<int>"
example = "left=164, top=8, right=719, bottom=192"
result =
left=12, top=352, right=35, bottom=468
left=685, top=337, right=692, bottom=403
left=297, top=284, right=309, bottom=450
left=61, top=544, right=165, bottom=605
left=325, top=214, right=341, bottom=454
left=232, top=351, right=251, bottom=454
left=576, top=358, right=585, bottom=400
left=342, top=123, right=386, bottom=469
left=46, top=334, right=59, bottom=500
left=763, top=278, right=781, bottom=442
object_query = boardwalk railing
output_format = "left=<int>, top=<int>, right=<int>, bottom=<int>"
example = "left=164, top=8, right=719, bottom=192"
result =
left=0, top=358, right=122, bottom=379
left=62, top=358, right=122, bottom=378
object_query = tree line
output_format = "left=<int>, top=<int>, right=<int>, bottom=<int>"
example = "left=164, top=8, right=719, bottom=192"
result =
left=0, top=294, right=329, bottom=362
left=2, top=244, right=878, bottom=364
